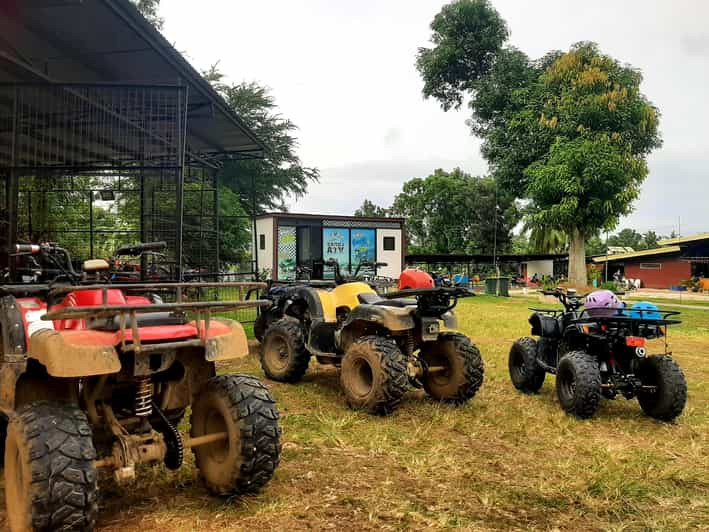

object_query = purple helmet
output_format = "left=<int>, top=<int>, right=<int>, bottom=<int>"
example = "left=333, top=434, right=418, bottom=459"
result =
left=585, top=290, right=621, bottom=317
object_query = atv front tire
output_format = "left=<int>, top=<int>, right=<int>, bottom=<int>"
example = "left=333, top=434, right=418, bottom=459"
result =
left=340, top=335, right=408, bottom=415
left=420, top=333, right=484, bottom=404
left=260, top=318, right=311, bottom=383
left=4, top=401, right=98, bottom=532
left=191, top=374, right=281, bottom=495
left=556, top=350, right=602, bottom=419
left=508, top=337, right=546, bottom=393
left=637, top=356, right=687, bottom=421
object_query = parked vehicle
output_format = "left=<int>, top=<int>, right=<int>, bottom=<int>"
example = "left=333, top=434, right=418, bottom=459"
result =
left=259, top=259, right=484, bottom=415
left=508, top=288, right=687, bottom=420
left=254, top=259, right=383, bottom=342
left=0, top=242, right=281, bottom=531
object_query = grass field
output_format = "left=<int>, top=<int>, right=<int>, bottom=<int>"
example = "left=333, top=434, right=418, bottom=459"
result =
left=1, top=295, right=707, bottom=530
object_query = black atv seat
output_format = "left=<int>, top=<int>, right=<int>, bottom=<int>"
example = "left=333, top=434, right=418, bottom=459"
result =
left=88, top=312, right=188, bottom=331
left=357, top=292, right=417, bottom=308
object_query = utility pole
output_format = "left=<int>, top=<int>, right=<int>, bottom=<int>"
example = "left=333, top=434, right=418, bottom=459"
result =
left=604, top=230, right=609, bottom=283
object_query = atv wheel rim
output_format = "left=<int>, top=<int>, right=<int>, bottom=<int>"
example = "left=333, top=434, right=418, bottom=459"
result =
left=203, top=410, right=229, bottom=463
left=350, top=357, right=374, bottom=397
left=510, top=350, right=526, bottom=381
left=559, top=368, right=576, bottom=401
left=266, top=336, right=291, bottom=371
left=427, top=353, right=451, bottom=386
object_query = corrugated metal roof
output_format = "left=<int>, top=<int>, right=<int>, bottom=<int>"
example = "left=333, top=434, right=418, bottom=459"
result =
left=0, top=0, right=263, bottom=160
left=658, top=232, right=709, bottom=246
left=592, top=246, right=681, bottom=263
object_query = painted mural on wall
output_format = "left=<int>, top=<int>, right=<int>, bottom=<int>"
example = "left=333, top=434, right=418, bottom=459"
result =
left=351, top=228, right=376, bottom=274
left=277, top=226, right=297, bottom=280
left=323, top=228, right=350, bottom=277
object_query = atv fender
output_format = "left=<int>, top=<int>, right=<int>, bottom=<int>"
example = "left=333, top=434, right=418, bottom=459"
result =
left=204, top=318, right=249, bottom=361
left=290, top=286, right=332, bottom=321
left=529, top=313, right=561, bottom=337
left=343, top=304, right=415, bottom=332
left=28, top=329, right=121, bottom=377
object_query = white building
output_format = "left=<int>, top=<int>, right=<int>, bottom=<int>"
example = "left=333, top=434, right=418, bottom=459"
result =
left=254, top=213, right=405, bottom=281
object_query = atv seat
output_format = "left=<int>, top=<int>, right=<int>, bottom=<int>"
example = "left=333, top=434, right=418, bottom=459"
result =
left=357, top=292, right=417, bottom=308
left=88, top=312, right=188, bottom=331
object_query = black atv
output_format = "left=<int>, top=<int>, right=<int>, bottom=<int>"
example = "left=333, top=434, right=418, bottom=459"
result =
left=508, top=288, right=687, bottom=421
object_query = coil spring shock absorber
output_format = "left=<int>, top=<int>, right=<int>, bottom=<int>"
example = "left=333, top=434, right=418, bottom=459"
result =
left=405, top=330, right=415, bottom=358
left=134, top=376, right=153, bottom=417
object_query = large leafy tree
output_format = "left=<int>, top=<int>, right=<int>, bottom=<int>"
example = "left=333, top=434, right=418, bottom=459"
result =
left=417, top=0, right=661, bottom=285
left=525, top=43, right=661, bottom=283
left=130, top=0, right=163, bottom=29
left=354, top=199, right=389, bottom=218
left=607, top=228, right=644, bottom=250
left=390, top=168, right=519, bottom=254
left=205, top=68, right=319, bottom=213
left=202, top=67, right=319, bottom=265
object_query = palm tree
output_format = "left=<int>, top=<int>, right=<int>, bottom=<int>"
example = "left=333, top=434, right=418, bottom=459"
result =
left=524, top=220, right=567, bottom=254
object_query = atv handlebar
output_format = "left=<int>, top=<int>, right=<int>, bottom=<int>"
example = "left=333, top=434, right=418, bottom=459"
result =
left=114, top=241, right=167, bottom=257
left=15, top=243, right=41, bottom=254
left=14, top=242, right=80, bottom=281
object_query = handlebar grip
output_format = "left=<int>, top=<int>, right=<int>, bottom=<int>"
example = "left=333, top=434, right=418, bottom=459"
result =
left=15, top=244, right=40, bottom=254
left=114, top=241, right=167, bottom=256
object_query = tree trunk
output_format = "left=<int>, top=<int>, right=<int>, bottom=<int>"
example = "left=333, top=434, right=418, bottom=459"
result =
left=567, top=226, right=587, bottom=286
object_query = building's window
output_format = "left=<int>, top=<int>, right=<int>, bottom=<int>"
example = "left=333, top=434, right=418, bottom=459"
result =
left=639, top=263, right=661, bottom=270
left=383, top=236, right=396, bottom=251
left=259, top=234, right=266, bottom=250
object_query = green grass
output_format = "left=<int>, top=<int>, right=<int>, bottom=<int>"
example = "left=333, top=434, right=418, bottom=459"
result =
left=3, top=295, right=707, bottom=531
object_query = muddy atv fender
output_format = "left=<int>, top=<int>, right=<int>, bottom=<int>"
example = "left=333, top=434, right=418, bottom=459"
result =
left=342, top=304, right=416, bottom=332
left=28, top=329, right=121, bottom=377
left=204, top=318, right=249, bottom=361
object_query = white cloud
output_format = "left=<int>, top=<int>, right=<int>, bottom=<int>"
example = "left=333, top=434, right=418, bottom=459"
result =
left=161, top=0, right=709, bottom=235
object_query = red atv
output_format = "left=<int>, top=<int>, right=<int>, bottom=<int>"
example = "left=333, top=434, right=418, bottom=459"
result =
left=0, top=242, right=281, bottom=531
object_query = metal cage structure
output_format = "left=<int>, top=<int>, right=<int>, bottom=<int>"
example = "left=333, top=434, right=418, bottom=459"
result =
left=0, top=82, right=232, bottom=281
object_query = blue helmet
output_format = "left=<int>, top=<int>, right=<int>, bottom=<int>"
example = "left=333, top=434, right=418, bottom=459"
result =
left=629, top=301, right=661, bottom=320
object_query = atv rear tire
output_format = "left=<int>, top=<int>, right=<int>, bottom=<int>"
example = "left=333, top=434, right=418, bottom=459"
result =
left=637, top=356, right=687, bottom=421
left=556, top=350, right=602, bottom=419
left=420, top=333, right=484, bottom=404
left=509, top=337, right=546, bottom=393
left=260, top=318, right=311, bottom=383
left=4, top=401, right=98, bottom=532
left=340, top=335, right=408, bottom=415
left=191, top=374, right=281, bottom=495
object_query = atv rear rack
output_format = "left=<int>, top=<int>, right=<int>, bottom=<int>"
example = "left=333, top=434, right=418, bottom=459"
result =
left=40, top=283, right=269, bottom=356
left=571, top=311, right=681, bottom=340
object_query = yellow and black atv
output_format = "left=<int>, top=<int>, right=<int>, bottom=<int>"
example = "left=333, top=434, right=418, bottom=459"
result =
left=260, top=260, right=484, bottom=414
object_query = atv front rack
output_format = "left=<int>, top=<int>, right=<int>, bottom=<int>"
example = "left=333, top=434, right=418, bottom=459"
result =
left=41, top=283, right=269, bottom=355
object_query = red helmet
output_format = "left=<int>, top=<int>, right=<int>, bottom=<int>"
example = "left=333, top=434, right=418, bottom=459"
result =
left=399, top=268, right=434, bottom=290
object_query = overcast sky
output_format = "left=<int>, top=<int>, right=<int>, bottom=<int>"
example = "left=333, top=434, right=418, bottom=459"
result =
left=161, top=0, right=709, bottom=237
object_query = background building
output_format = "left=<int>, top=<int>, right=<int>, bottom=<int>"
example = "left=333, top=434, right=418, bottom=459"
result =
left=592, top=233, right=709, bottom=288
left=255, top=213, right=405, bottom=281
